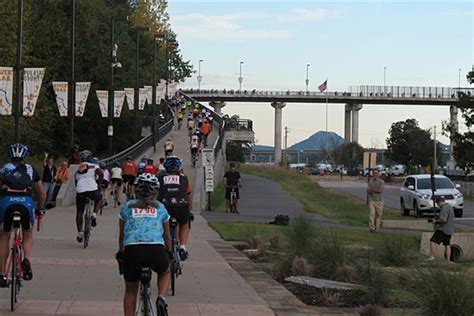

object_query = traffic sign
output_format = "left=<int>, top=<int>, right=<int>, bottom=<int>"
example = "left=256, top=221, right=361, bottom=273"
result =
left=202, top=149, right=214, bottom=167
left=205, top=165, right=214, bottom=179
left=205, top=179, right=214, bottom=192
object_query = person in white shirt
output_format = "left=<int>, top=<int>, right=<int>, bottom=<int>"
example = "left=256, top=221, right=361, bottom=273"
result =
left=110, top=162, right=123, bottom=206
left=75, top=150, right=103, bottom=243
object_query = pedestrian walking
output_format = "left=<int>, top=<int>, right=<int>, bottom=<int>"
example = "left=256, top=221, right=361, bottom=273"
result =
left=426, top=196, right=455, bottom=261
left=42, top=152, right=57, bottom=208
left=52, top=160, right=70, bottom=203
left=367, top=169, right=384, bottom=232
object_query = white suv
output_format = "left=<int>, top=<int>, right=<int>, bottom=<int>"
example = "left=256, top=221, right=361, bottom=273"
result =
left=400, top=174, right=463, bottom=218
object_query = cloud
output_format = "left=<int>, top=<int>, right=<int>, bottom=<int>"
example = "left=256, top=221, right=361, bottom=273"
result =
left=291, top=8, right=330, bottom=21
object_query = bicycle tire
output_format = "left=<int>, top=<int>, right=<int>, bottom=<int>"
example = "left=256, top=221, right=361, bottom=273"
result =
left=142, top=287, right=150, bottom=316
left=10, top=246, right=17, bottom=311
left=170, top=260, right=176, bottom=296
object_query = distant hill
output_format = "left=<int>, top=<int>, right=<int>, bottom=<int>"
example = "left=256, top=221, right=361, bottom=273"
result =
left=252, top=144, right=274, bottom=151
left=290, top=131, right=344, bottom=150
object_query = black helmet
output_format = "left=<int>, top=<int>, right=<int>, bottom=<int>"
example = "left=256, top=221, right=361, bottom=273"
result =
left=79, top=150, right=93, bottom=162
left=113, top=162, right=120, bottom=167
left=8, top=143, right=29, bottom=161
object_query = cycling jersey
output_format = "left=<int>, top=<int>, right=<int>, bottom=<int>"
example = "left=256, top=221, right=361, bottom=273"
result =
left=187, top=120, right=195, bottom=129
left=190, top=135, right=200, bottom=149
left=158, top=172, right=192, bottom=207
left=177, top=113, right=184, bottom=120
left=122, top=161, right=137, bottom=176
left=119, top=200, right=170, bottom=246
left=111, top=167, right=123, bottom=179
left=143, top=164, right=157, bottom=175
left=102, top=169, right=111, bottom=182
left=200, top=122, right=210, bottom=135
left=75, top=162, right=99, bottom=193
left=164, top=141, right=174, bottom=151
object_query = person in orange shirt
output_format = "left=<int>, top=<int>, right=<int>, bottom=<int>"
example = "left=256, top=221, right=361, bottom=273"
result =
left=122, top=157, right=137, bottom=196
left=52, top=160, right=70, bottom=203
left=200, top=120, right=211, bottom=147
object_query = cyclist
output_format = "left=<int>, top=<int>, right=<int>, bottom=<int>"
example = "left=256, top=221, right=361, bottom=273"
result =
left=99, top=162, right=110, bottom=207
left=110, top=162, right=123, bottom=206
left=192, top=106, right=199, bottom=119
left=0, top=143, right=45, bottom=286
left=143, top=158, right=157, bottom=175
left=122, top=156, right=137, bottom=196
left=157, top=158, right=166, bottom=175
left=176, top=111, right=184, bottom=129
left=164, top=138, right=174, bottom=157
left=137, top=157, right=147, bottom=175
left=75, top=150, right=103, bottom=243
left=190, top=133, right=200, bottom=165
left=200, top=119, right=211, bottom=147
left=117, top=173, right=171, bottom=316
left=157, top=157, right=192, bottom=260
left=224, top=162, right=242, bottom=213
left=187, top=117, right=195, bottom=138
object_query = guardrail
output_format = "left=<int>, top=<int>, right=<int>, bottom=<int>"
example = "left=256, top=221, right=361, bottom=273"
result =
left=100, top=104, right=174, bottom=168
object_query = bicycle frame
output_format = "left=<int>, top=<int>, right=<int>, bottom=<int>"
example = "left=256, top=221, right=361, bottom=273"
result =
left=229, top=186, right=238, bottom=213
left=83, top=198, right=94, bottom=248
left=5, top=216, right=24, bottom=311
left=136, top=267, right=154, bottom=316
left=169, top=219, right=182, bottom=296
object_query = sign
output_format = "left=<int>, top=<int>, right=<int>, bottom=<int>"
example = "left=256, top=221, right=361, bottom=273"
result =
left=75, top=82, right=91, bottom=117
left=52, top=82, right=68, bottom=116
left=23, top=67, right=46, bottom=116
left=138, top=88, right=147, bottom=110
left=204, top=165, right=214, bottom=179
left=124, top=88, right=134, bottom=110
left=0, top=67, right=14, bottom=115
left=114, top=90, right=125, bottom=118
left=205, top=179, right=214, bottom=192
left=202, top=149, right=214, bottom=167
left=363, top=152, right=377, bottom=169
left=96, top=90, right=108, bottom=118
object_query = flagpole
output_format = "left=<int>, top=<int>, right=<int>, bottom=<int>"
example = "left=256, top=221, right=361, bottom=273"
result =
left=325, top=77, right=328, bottom=132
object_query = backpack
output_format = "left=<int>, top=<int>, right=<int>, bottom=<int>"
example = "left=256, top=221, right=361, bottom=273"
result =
left=1, top=163, right=34, bottom=192
left=269, top=214, right=290, bottom=226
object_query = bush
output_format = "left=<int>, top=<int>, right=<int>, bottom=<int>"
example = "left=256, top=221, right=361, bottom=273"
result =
left=291, top=257, right=313, bottom=276
left=247, top=235, right=265, bottom=252
left=284, top=215, right=316, bottom=259
left=376, top=234, right=415, bottom=267
left=413, top=267, right=474, bottom=316
left=356, top=260, right=390, bottom=306
left=359, top=304, right=383, bottom=316
left=313, top=230, right=346, bottom=279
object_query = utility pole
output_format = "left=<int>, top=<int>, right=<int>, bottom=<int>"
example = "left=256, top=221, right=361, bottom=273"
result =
left=14, top=0, right=24, bottom=142
left=284, top=126, right=289, bottom=166
left=69, top=0, right=75, bottom=148
left=433, top=125, right=437, bottom=171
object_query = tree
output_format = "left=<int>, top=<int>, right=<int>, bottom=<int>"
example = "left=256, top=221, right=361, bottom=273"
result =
left=386, top=119, right=437, bottom=172
left=222, top=114, right=253, bottom=162
left=446, top=68, right=474, bottom=172
left=331, top=142, right=364, bottom=170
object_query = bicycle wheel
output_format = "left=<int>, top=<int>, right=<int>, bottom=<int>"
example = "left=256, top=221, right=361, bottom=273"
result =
left=170, top=260, right=176, bottom=296
left=10, top=246, right=17, bottom=311
left=83, top=211, right=90, bottom=249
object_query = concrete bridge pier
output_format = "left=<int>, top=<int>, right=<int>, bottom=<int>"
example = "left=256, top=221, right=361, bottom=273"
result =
left=449, top=105, right=459, bottom=159
left=209, top=101, right=226, bottom=115
left=344, top=104, right=352, bottom=142
left=271, top=102, right=286, bottom=165
left=351, top=104, right=363, bottom=143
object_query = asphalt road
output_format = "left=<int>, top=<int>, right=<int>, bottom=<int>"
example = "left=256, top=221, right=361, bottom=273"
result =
left=316, top=177, right=474, bottom=227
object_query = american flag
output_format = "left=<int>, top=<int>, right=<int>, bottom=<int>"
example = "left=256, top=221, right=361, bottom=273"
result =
left=318, top=80, right=327, bottom=93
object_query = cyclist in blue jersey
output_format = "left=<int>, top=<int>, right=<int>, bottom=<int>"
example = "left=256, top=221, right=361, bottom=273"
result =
left=0, top=144, right=46, bottom=287
left=117, top=173, right=171, bottom=316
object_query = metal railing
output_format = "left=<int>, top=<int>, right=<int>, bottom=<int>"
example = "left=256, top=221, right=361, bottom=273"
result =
left=100, top=104, right=174, bottom=168
left=224, top=118, right=253, bottom=131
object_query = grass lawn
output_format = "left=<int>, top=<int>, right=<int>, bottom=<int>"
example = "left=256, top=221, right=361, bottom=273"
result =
left=239, top=165, right=406, bottom=227
left=210, top=183, right=226, bottom=212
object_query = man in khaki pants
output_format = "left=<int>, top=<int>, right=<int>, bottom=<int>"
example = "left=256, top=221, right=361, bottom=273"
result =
left=368, top=169, right=384, bottom=232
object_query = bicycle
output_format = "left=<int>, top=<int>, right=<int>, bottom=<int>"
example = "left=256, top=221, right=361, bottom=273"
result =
left=191, top=150, right=198, bottom=168
left=229, top=185, right=238, bottom=214
left=83, top=197, right=94, bottom=248
left=5, top=210, right=25, bottom=311
left=169, top=217, right=182, bottom=296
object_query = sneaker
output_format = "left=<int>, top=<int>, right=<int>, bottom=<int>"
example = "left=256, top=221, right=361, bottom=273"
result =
left=179, top=248, right=189, bottom=261
left=425, top=256, right=435, bottom=261
left=0, top=275, right=8, bottom=288
left=156, top=296, right=168, bottom=315
left=76, top=232, right=84, bottom=243
left=22, top=258, right=33, bottom=281
left=91, top=214, right=97, bottom=227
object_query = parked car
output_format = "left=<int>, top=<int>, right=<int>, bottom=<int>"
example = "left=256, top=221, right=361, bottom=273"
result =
left=390, top=164, right=406, bottom=176
left=376, top=164, right=387, bottom=176
left=400, top=174, right=463, bottom=218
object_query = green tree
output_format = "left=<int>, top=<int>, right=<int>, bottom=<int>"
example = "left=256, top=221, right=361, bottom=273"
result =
left=331, top=142, right=364, bottom=170
left=386, top=119, right=437, bottom=172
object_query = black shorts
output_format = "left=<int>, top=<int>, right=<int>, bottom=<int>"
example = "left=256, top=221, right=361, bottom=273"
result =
left=123, top=175, right=136, bottom=185
left=76, top=190, right=101, bottom=212
left=166, top=205, right=190, bottom=226
left=225, top=187, right=240, bottom=200
left=177, top=118, right=183, bottom=122
left=100, top=180, right=109, bottom=189
left=430, top=230, right=452, bottom=246
left=123, top=244, right=169, bottom=283
left=191, top=147, right=199, bottom=155
left=111, top=178, right=123, bottom=186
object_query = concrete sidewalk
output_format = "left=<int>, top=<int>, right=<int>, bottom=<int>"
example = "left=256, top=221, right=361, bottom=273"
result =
left=0, top=116, right=274, bottom=315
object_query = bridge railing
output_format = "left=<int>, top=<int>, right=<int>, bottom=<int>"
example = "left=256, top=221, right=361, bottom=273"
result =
left=100, top=103, right=174, bottom=168
left=224, top=118, right=253, bottom=131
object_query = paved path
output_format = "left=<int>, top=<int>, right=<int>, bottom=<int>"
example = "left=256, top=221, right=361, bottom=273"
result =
left=0, top=115, right=274, bottom=315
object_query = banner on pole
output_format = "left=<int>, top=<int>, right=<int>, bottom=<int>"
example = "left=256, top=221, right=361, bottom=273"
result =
left=114, top=90, right=125, bottom=118
left=23, top=67, right=46, bottom=116
left=52, top=82, right=68, bottom=117
left=0, top=67, right=13, bottom=115
left=75, top=82, right=91, bottom=117
left=124, top=88, right=134, bottom=110
left=157, top=83, right=166, bottom=103
left=96, top=90, right=108, bottom=118
left=138, top=88, right=147, bottom=110
left=144, top=85, right=152, bottom=105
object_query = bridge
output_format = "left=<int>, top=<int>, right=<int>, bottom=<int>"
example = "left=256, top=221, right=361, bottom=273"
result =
left=182, top=85, right=473, bottom=164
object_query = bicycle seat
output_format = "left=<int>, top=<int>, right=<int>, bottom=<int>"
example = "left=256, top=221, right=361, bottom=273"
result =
left=11, top=211, right=22, bottom=228
left=170, top=217, right=178, bottom=228
left=139, top=266, right=152, bottom=284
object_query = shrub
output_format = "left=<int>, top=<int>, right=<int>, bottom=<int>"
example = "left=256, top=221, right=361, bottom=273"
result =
left=413, top=267, right=474, bottom=316
left=291, top=257, right=313, bottom=276
left=284, top=215, right=316, bottom=259
left=375, top=234, right=415, bottom=267
left=356, top=260, right=390, bottom=306
left=321, top=288, right=342, bottom=307
left=313, top=230, right=346, bottom=279
left=269, top=235, right=281, bottom=249
left=359, top=304, right=383, bottom=316
left=247, top=235, right=265, bottom=252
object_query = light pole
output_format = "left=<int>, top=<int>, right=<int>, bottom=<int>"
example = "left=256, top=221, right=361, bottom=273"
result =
left=197, top=59, right=203, bottom=90
left=238, top=61, right=244, bottom=91
left=133, top=26, right=149, bottom=141
left=69, top=0, right=75, bottom=148
left=13, top=0, right=24, bottom=142
left=151, top=34, right=163, bottom=152
left=305, top=64, right=310, bottom=93
left=383, top=66, right=386, bottom=95
left=164, top=37, right=177, bottom=100
left=458, top=68, right=461, bottom=89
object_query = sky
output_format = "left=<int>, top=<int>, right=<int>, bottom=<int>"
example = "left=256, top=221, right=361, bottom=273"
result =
left=168, top=1, right=474, bottom=148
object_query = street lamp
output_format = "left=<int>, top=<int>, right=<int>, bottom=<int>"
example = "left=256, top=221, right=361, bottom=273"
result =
left=69, top=0, right=76, bottom=148
left=133, top=26, right=150, bottom=141
left=383, top=66, right=386, bottom=95
left=458, top=68, right=462, bottom=89
left=151, top=33, right=164, bottom=152
left=197, top=59, right=203, bottom=90
left=13, top=0, right=24, bottom=142
left=305, top=63, right=310, bottom=93
left=238, top=61, right=244, bottom=91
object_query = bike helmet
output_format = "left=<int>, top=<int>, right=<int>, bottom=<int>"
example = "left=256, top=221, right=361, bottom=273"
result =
left=99, top=162, right=106, bottom=169
left=79, top=150, right=93, bottom=162
left=8, top=143, right=29, bottom=160
left=164, top=156, right=182, bottom=171
left=91, top=157, right=99, bottom=165
left=134, top=173, right=160, bottom=197
left=113, top=162, right=120, bottom=167
left=125, top=156, right=133, bottom=160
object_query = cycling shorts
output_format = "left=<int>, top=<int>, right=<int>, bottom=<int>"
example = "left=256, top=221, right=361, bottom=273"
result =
left=76, top=190, right=101, bottom=213
left=166, top=205, right=190, bottom=226
left=0, top=196, right=35, bottom=232
left=111, top=178, right=123, bottom=186
left=122, top=175, right=136, bottom=185
left=123, top=244, right=169, bottom=282
left=225, top=187, right=240, bottom=200
left=191, top=148, right=199, bottom=155
left=100, top=180, right=109, bottom=189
